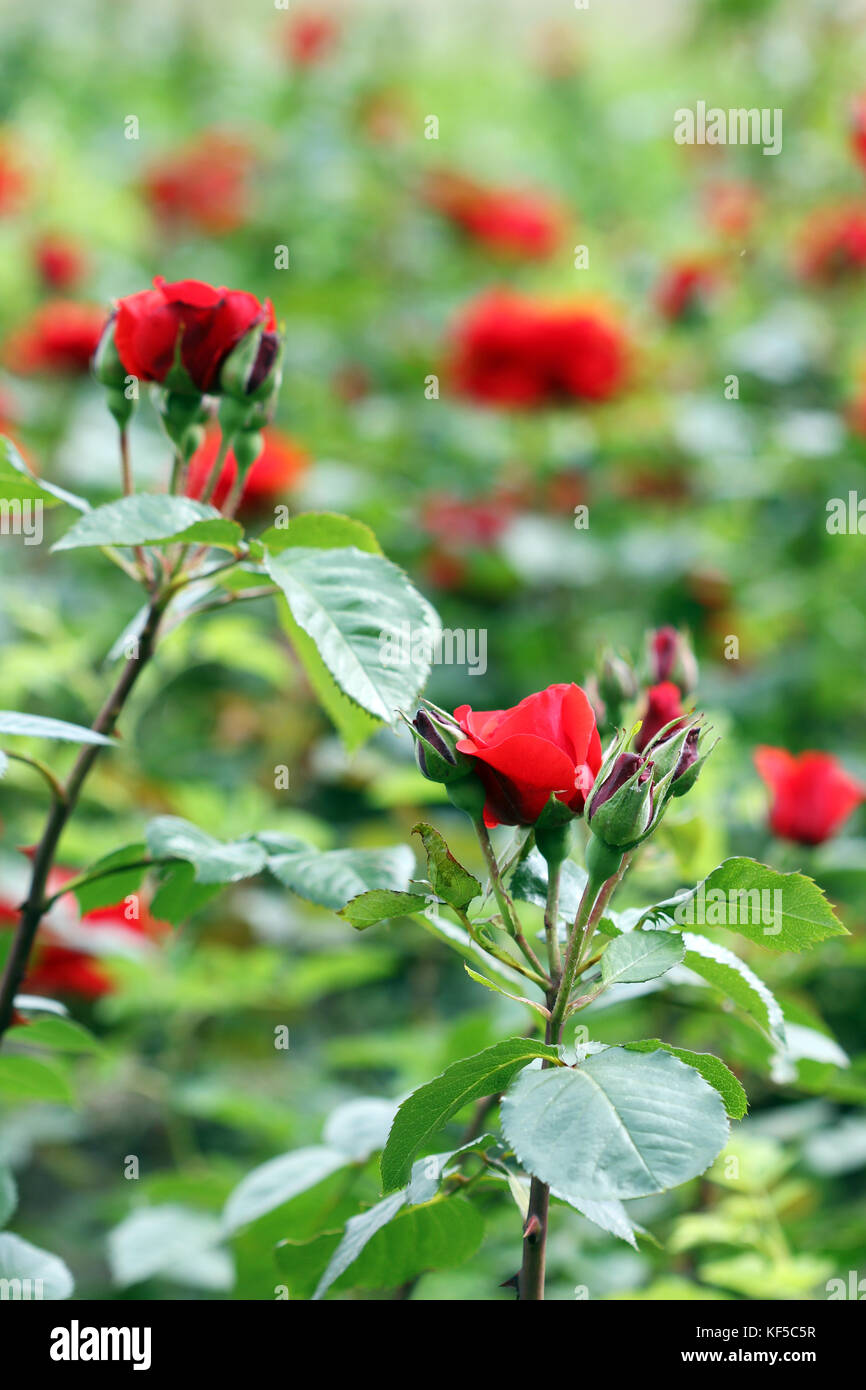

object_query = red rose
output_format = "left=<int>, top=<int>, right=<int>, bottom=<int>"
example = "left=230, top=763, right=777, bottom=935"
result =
left=113, top=277, right=276, bottom=394
left=852, top=95, right=866, bottom=172
left=451, top=290, right=627, bottom=408
left=754, top=747, right=865, bottom=845
left=285, top=13, right=339, bottom=67
left=185, top=425, right=308, bottom=511
left=797, top=205, right=866, bottom=282
left=655, top=261, right=716, bottom=321
left=1, top=869, right=165, bottom=1001
left=143, top=134, right=253, bottom=235
left=5, top=301, right=105, bottom=374
left=33, top=235, right=87, bottom=292
left=423, top=171, right=562, bottom=260
left=634, top=681, right=686, bottom=754
left=454, top=683, right=603, bottom=828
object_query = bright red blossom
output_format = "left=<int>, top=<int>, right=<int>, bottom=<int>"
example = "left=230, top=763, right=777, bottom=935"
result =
left=451, top=290, right=628, bottom=408
left=143, top=134, right=253, bottom=235
left=185, top=426, right=309, bottom=511
left=285, top=13, right=339, bottom=67
left=33, top=235, right=87, bottom=292
left=754, top=747, right=865, bottom=845
left=5, top=301, right=105, bottom=374
left=424, top=170, right=563, bottom=259
left=851, top=95, right=866, bottom=172
left=113, top=277, right=276, bottom=394
left=797, top=205, right=866, bottom=282
left=454, top=683, right=603, bottom=828
left=655, top=261, right=717, bottom=321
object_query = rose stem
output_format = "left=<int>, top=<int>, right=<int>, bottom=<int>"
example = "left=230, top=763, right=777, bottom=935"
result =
left=0, top=596, right=167, bottom=1040
left=473, top=820, right=547, bottom=981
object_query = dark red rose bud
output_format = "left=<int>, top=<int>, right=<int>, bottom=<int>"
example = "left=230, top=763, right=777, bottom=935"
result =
left=673, top=725, right=701, bottom=782
left=407, top=705, right=475, bottom=786
left=634, top=681, right=685, bottom=754
left=648, top=626, right=698, bottom=693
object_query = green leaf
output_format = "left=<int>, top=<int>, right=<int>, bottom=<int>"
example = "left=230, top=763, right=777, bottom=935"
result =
left=265, top=544, right=440, bottom=724
left=149, top=863, right=223, bottom=925
left=601, top=930, right=685, bottom=986
left=52, top=495, right=228, bottom=551
left=340, top=889, right=429, bottom=930
left=623, top=1040, right=748, bottom=1120
left=259, top=833, right=414, bottom=910
left=108, top=1205, right=233, bottom=1291
left=0, top=711, right=113, bottom=746
left=681, top=932, right=786, bottom=1047
left=5, top=1017, right=101, bottom=1054
left=381, top=1037, right=560, bottom=1191
left=0, top=1233, right=74, bottom=1299
left=464, top=965, right=548, bottom=1016
left=501, top=1046, right=729, bottom=1202
left=146, top=816, right=266, bottom=884
left=510, top=848, right=587, bottom=927
left=259, top=510, right=382, bottom=557
left=661, top=858, right=847, bottom=952
left=412, top=822, right=480, bottom=911
left=222, top=1146, right=348, bottom=1232
left=0, top=1055, right=74, bottom=1105
left=0, top=435, right=88, bottom=511
left=559, top=1194, right=645, bottom=1250
left=311, top=1189, right=406, bottom=1299
left=72, top=843, right=148, bottom=914
left=331, top=1195, right=484, bottom=1296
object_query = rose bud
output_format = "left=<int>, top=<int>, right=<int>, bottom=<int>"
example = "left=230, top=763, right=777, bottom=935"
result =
left=647, top=626, right=698, bottom=693
left=586, top=750, right=655, bottom=849
left=754, top=747, right=865, bottom=845
left=642, top=715, right=716, bottom=802
left=406, top=703, right=476, bottom=786
left=597, top=648, right=638, bottom=719
left=634, top=680, right=685, bottom=753
left=92, top=313, right=137, bottom=429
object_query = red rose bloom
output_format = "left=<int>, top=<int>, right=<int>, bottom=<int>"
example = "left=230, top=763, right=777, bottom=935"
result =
left=754, top=747, right=865, bottom=845
left=797, top=205, right=866, bottom=282
left=5, top=301, right=105, bottom=374
left=702, top=180, right=760, bottom=239
left=33, top=235, right=86, bottom=292
left=2, top=870, right=164, bottom=1001
left=285, top=13, right=339, bottom=67
left=113, top=277, right=276, bottom=394
left=655, top=261, right=717, bottom=321
left=451, top=290, right=627, bottom=408
left=143, top=134, right=253, bottom=235
left=424, top=170, right=563, bottom=259
left=454, top=683, right=603, bottom=828
left=185, top=426, right=309, bottom=511
left=852, top=95, right=866, bottom=172
left=634, top=681, right=685, bottom=754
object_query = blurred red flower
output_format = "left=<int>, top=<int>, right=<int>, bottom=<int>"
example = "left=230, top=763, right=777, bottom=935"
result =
left=423, top=170, right=564, bottom=259
left=33, top=235, right=87, bottom=292
left=185, top=425, right=308, bottom=511
left=851, top=95, right=866, bottom=172
left=421, top=492, right=515, bottom=548
left=1, top=870, right=164, bottom=1001
left=702, top=180, right=760, bottom=239
left=143, top=134, right=254, bottom=235
left=451, top=290, right=628, bottom=408
left=754, top=747, right=865, bottom=845
left=285, top=12, right=339, bottom=67
left=0, top=142, right=28, bottom=215
left=455, top=683, right=603, bottom=828
left=5, top=301, right=105, bottom=374
left=113, top=277, right=276, bottom=393
left=797, top=205, right=866, bottom=281
left=634, top=681, right=686, bottom=754
left=655, top=260, right=717, bottom=321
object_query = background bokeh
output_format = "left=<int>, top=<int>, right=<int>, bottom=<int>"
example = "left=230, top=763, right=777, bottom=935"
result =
left=0, top=0, right=865, bottom=1300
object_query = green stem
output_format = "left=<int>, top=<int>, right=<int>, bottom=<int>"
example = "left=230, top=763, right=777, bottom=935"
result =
left=473, top=821, right=547, bottom=981
left=1, top=750, right=68, bottom=805
left=0, top=596, right=167, bottom=1041
left=543, top=861, right=562, bottom=980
